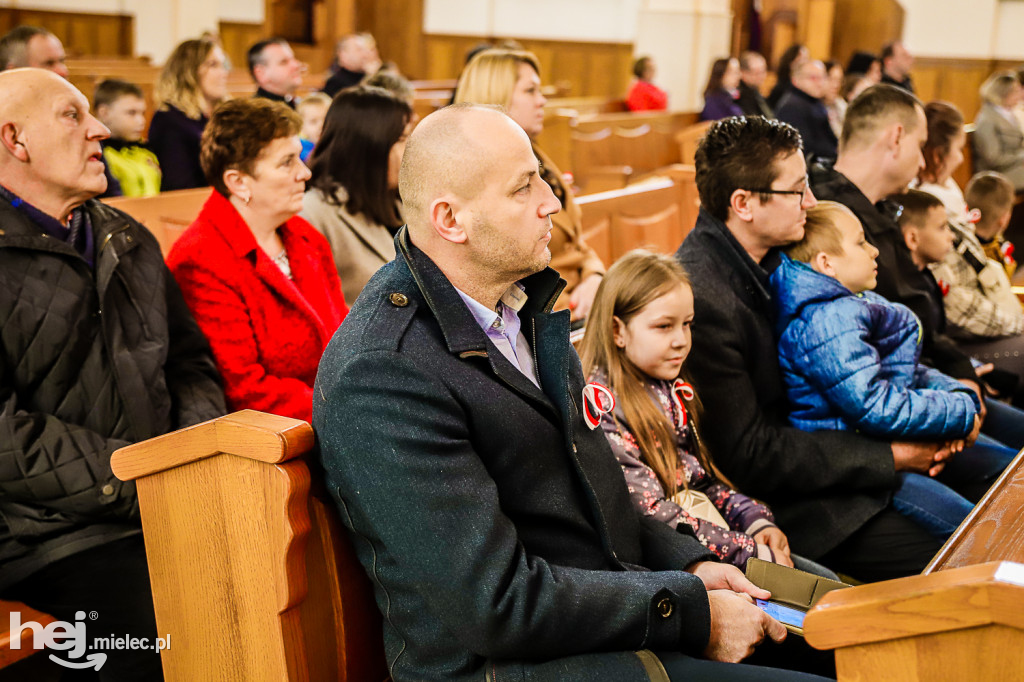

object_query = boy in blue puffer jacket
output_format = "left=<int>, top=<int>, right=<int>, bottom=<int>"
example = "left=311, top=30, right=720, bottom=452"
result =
left=770, top=200, right=980, bottom=538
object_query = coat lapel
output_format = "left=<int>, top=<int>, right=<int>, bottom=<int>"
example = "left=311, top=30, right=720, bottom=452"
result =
left=397, top=229, right=561, bottom=419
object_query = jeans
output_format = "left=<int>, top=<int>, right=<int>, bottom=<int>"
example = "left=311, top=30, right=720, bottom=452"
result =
left=892, top=472, right=974, bottom=538
left=935, top=398, right=1023, bottom=503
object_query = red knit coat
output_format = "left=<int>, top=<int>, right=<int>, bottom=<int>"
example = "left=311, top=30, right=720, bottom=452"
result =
left=167, top=190, right=348, bottom=422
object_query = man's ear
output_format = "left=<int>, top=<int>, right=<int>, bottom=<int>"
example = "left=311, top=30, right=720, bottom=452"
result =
left=0, top=123, right=28, bottom=161
left=428, top=195, right=467, bottom=244
left=888, top=123, right=905, bottom=158
left=95, top=103, right=110, bottom=123
left=728, top=188, right=755, bottom=222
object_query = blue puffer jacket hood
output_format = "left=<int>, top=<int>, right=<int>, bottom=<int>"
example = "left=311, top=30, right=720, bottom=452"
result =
left=770, top=253, right=978, bottom=439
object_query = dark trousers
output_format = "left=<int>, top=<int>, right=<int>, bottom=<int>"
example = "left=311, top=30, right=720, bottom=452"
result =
left=658, top=649, right=833, bottom=680
left=818, top=508, right=945, bottom=583
left=0, top=535, right=164, bottom=682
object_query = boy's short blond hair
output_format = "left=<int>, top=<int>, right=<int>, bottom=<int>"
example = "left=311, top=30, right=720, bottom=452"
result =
left=298, top=91, right=331, bottom=113
left=784, top=201, right=852, bottom=263
left=966, top=171, right=1015, bottom=230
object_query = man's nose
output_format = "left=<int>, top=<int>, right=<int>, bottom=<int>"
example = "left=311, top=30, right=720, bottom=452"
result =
left=88, top=114, right=110, bottom=140
left=539, top=180, right=561, bottom=217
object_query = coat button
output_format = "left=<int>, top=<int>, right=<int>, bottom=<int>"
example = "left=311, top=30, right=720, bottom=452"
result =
left=389, top=292, right=409, bottom=307
left=101, top=484, right=115, bottom=496
left=657, top=597, right=673, bottom=618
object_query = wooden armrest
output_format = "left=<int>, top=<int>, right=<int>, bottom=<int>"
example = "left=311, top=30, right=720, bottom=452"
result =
left=111, top=409, right=312, bottom=481
left=805, top=561, right=1024, bottom=650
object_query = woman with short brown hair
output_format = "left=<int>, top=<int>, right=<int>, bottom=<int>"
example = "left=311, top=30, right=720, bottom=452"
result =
left=167, top=98, right=348, bottom=422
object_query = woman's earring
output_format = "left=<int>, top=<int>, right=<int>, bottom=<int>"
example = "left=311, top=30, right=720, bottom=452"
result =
left=243, top=193, right=251, bottom=206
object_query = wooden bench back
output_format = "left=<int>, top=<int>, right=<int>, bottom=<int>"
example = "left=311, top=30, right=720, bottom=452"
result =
left=105, top=410, right=1024, bottom=680
left=102, top=188, right=210, bottom=257
left=111, top=411, right=387, bottom=682
left=577, top=178, right=690, bottom=265
left=676, top=121, right=714, bottom=166
left=925, top=448, right=1024, bottom=573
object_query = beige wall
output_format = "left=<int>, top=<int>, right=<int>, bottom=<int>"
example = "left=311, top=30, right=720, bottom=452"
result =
left=901, top=0, right=1023, bottom=60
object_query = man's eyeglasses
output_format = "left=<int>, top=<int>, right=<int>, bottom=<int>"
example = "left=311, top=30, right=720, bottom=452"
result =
left=745, top=186, right=810, bottom=203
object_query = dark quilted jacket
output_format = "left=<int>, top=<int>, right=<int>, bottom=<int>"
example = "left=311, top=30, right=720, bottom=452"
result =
left=0, top=196, right=225, bottom=588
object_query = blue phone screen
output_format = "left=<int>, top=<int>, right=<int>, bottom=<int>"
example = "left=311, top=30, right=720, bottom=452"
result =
left=755, top=599, right=806, bottom=628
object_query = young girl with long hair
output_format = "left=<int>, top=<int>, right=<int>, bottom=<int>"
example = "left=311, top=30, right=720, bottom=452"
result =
left=580, top=250, right=824, bottom=572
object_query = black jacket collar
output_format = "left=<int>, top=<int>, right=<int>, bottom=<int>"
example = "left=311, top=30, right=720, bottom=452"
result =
left=393, top=225, right=568, bottom=415
left=691, top=207, right=776, bottom=308
left=255, top=88, right=296, bottom=109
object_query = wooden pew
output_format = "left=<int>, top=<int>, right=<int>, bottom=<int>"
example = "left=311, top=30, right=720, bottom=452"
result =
left=576, top=178, right=688, bottom=265
left=102, top=188, right=211, bottom=257
left=676, top=121, right=714, bottom=166
left=923, top=448, right=1024, bottom=573
left=113, top=410, right=1024, bottom=680
left=805, top=561, right=1024, bottom=680
left=630, top=164, right=701, bottom=236
left=110, top=411, right=387, bottom=682
left=549, top=111, right=698, bottom=194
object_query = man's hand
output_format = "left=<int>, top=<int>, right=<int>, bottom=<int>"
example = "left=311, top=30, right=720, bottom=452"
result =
left=704, top=590, right=787, bottom=663
left=965, top=414, right=982, bottom=448
left=689, top=561, right=770, bottom=599
left=753, top=527, right=793, bottom=567
left=892, top=440, right=951, bottom=477
left=568, top=274, right=602, bottom=321
left=958, top=378, right=988, bottom=423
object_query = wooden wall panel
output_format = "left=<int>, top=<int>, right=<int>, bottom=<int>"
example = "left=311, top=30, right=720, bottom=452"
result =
left=416, top=34, right=632, bottom=99
left=0, top=8, right=133, bottom=58
left=220, top=21, right=268, bottom=75
left=912, top=58, right=1005, bottom=125
left=830, top=0, right=903, bottom=68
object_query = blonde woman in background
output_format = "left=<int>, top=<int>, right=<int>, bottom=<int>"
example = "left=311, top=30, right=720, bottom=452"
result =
left=454, top=49, right=605, bottom=321
left=974, top=71, right=1024, bottom=192
left=149, top=37, right=230, bottom=190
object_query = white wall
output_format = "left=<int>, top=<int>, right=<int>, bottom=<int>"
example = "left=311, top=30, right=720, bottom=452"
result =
left=424, top=0, right=641, bottom=42
left=423, top=0, right=731, bottom=109
left=900, top=0, right=1024, bottom=60
left=993, top=2, right=1024, bottom=61
left=634, top=0, right=732, bottom=110
left=219, top=0, right=264, bottom=23
left=6, top=0, right=263, bottom=63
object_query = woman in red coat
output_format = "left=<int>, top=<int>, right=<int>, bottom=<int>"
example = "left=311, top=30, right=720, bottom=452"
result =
left=167, top=98, right=348, bottom=422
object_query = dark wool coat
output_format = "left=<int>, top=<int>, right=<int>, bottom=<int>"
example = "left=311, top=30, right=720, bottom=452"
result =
left=677, top=209, right=896, bottom=559
left=0, top=196, right=225, bottom=588
left=314, top=229, right=717, bottom=682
